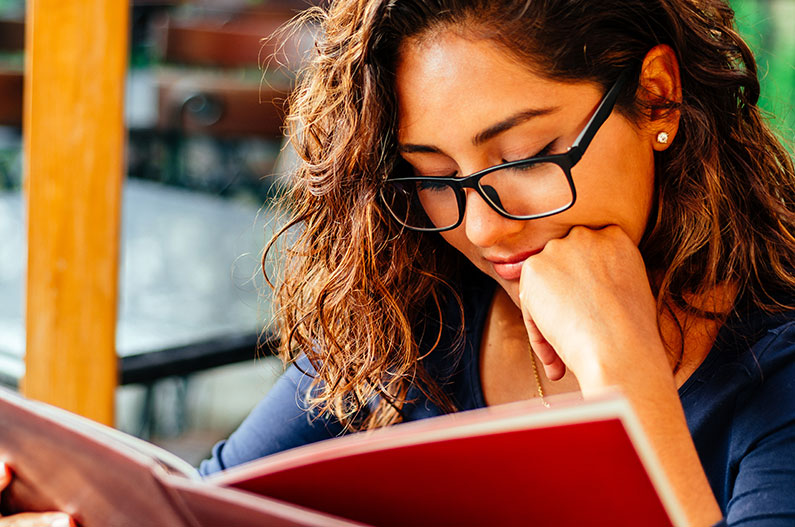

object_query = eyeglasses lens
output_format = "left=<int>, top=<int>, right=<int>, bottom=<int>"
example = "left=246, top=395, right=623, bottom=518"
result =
left=478, top=162, right=572, bottom=218
left=382, top=161, right=572, bottom=231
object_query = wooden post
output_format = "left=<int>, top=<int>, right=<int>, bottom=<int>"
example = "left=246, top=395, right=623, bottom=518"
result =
left=23, top=1, right=128, bottom=424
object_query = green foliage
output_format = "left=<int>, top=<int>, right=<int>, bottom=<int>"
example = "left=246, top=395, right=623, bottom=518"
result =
left=731, top=0, right=795, bottom=150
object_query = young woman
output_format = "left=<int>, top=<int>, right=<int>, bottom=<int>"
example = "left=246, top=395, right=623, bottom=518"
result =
left=191, top=1, right=795, bottom=525
left=2, top=1, right=794, bottom=526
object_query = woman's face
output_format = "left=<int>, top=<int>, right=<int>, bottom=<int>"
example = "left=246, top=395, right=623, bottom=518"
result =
left=395, top=32, right=657, bottom=306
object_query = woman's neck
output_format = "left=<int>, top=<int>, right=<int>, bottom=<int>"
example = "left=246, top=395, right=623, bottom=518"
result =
left=657, top=281, right=737, bottom=388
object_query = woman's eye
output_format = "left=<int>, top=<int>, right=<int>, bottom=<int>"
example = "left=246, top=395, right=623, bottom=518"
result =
left=503, top=140, right=558, bottom=163
left=536, top=141, right=556, bottom=157
left=417, top=179, right=452, bottom=192
left=413, top=168, right=457, bottom=179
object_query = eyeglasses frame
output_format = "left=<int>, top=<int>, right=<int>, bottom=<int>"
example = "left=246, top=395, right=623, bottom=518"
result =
left=382, top=72, right=629, bottom=232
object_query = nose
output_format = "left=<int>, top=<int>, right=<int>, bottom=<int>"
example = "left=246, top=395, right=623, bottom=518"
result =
left=462, top=188, right=524, bottom=248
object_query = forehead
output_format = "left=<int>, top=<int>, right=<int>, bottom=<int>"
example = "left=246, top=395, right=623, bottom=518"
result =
left=394, top=32, right=599, bottom=146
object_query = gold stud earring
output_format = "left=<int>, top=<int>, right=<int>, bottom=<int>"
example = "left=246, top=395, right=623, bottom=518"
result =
left=656, top=131, right=669, bottom=144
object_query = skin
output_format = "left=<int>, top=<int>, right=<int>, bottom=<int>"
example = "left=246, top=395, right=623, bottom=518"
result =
left=0, top=463, right=73, bottom=527
left=396, top=31, right=724, bottom=526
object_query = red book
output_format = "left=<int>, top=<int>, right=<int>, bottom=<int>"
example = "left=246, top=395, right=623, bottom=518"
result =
left=0, top=387, right=685, bottom=526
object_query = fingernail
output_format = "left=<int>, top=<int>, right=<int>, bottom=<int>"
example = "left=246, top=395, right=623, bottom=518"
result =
left=51, top=515, right=74, bottom=527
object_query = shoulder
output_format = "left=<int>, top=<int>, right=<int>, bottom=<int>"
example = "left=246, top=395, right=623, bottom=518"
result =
left=722, top=316, right=795, bottom=523
left=696, top=307, right=795, bottom=437
left=732, top=317, right=795, bottom=440
left=682, top=305, right=795, bottom=403
left=198, top=356, right=344, bottom=476
left=682, top=308, right=795, bottom=517
left=199, top=263, right=498, bottom=474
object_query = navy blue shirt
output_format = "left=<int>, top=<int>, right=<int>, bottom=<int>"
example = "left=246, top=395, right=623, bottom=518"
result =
left=200, top=270, right=795, bottom=526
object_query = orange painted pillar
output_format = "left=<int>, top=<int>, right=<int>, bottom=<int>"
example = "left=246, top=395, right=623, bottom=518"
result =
left=23, top=1, right=129, bottom=424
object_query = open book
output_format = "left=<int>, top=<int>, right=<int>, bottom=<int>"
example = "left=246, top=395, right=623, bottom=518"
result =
left=0, top=386, right=685, bottom=526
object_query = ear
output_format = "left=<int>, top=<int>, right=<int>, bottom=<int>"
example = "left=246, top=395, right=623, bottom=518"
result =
left=638, top=44, right=682, bottom=151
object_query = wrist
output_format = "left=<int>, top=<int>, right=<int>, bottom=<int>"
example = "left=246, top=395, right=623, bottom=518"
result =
left=574, top=342, right=675, bottom=400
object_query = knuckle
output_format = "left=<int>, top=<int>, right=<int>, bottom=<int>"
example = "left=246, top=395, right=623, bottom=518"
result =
left=521, top=256, right=540, bottom=279
left=606, top=224, right=630, bottom=240
left=543, top=237, right=562, bottom=253
left=569, top=225, right=591, bottom=238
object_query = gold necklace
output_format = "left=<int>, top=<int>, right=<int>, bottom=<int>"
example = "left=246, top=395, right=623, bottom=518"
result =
left=529, top=344, right=551, bottom=408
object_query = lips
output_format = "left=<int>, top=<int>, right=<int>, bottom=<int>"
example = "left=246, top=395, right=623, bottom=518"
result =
left=486, top=249, right=543, bottom=281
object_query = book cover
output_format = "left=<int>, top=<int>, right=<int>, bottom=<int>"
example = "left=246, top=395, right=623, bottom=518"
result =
left=211, top=393, right=686, bottom=527
left=0, top=386, right=684, bottom=526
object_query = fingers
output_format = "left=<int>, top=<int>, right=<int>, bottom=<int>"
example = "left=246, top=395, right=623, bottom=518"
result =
left=0, top=463, right=76, bottom=527
left=0, top=463, right=10, bottom=492
left=523, top=314, right=567, bottom=381
left=519, top=252, right=569, bottom=382
left=0, top=512, right=74, bottom=527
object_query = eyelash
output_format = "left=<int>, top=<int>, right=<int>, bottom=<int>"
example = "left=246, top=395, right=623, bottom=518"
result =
left=502, top=140, right=557, bottom=163
left=411, top=139, right=559, bottom=178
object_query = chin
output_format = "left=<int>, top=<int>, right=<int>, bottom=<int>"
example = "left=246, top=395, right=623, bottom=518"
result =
left=498, top=279, right=523, bottom=309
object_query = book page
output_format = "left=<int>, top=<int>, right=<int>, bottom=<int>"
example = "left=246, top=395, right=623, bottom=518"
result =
left=0, top=387, right=193, bottom=526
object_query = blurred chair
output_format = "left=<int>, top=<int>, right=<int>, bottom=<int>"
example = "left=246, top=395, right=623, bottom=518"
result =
left=0, top=17, right=23, bottom=128
left=136, top=6, right=308, bottom=196
left=0, top=16, right=23, bottom=189
left=0, top=70, right=22, bottom=127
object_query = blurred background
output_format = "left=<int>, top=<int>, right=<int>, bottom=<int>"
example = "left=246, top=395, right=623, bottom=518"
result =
left=0, top=0, right=316, bottom=464
left=0, top=0, right=792, bottom=466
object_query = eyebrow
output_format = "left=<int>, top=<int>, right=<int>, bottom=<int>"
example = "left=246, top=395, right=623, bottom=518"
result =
left=398, top=105, right=559, bottom=154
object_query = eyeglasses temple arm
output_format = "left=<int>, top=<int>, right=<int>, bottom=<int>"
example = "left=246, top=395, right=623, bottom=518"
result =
left=566, top=73, right=629, bottom=165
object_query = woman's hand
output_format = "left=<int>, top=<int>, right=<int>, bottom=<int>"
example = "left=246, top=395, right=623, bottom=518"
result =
left=0, top=463, right=74, bottom=527
left=519, top=224, right=673, bottom=394
left=519, top=224, right=724, bottom=526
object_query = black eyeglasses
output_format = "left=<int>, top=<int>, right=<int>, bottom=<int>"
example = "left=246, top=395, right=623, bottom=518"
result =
left=380, top=73, right=628, bottom=232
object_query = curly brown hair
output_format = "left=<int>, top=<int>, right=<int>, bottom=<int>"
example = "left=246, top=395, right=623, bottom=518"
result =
left=263, top=0, right=795, bottom=431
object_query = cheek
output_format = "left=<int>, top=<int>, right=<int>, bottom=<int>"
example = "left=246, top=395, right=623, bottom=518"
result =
left=569, top=122, right=656, bottom=243
left=439, top=229, right=471, bottom=256
left=621, top=146, right=656, bottom=243
left=438, top=227, right=496, bottom=274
